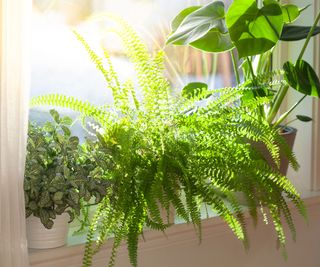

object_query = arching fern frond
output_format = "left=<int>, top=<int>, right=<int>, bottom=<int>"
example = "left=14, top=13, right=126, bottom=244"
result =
left=31, top=94, right=112, bottom=127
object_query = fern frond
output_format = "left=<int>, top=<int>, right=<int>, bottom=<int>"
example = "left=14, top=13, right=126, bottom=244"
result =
left=82, top=201, right=105, bottom=267
left=269, top=204, right=286, bottom=255
left=278, top=196, right=296, bottom=241
left=31, top=94, right=112, bottom=127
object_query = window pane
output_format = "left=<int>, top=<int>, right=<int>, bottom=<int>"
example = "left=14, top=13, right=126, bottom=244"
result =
left=31, top=0, right=234, bottom=134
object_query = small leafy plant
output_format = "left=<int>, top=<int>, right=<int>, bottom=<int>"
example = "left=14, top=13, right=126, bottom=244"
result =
left=167, top=0, right=320, bottom=127
left=24, top=110, right=108, bottom=229
left=30, top=14, right=306, bottom=267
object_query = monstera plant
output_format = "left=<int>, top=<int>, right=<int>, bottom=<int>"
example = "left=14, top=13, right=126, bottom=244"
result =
left=30, top=13, right=307, bottom=267
left=167, top=0, right=320, bottom=128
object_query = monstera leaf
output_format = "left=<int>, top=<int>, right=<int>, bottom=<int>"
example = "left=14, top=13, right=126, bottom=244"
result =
left=281, top=4, right=300, bottom=24
left=284, top=60, right=320, bottom=97
left=170, top=6, right=201, bottom=33
left=189, top=29, right=234, bottom=52
left=226, top=0, right=283, bottom=58
left=167, top=1, right=233, bottom=52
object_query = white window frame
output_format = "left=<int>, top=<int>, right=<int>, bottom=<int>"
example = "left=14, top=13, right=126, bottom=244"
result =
left=312, top=0, right=320, bottom=190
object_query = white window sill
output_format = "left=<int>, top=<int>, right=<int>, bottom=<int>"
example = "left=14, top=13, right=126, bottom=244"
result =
left=29, top=195, right=320, bottom=267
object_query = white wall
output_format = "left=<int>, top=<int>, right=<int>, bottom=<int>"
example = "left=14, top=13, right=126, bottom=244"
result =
left=284, top=0, right=318, bottom=193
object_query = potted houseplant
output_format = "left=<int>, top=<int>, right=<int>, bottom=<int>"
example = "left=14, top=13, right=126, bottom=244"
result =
left=166, top=0, right=320, bottom=175
left=24, top=109, right=108, bottom=249
left=30, top=15, right=306, bottom=267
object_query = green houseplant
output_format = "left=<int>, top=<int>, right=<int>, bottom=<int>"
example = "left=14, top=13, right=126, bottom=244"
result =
left=167, top=0, right=320, bottom=129
left=166, top=0, right=320, bottom=176
left=31, top=15, right=306, bottom=267
left=25, top=109, right=108, bottom=248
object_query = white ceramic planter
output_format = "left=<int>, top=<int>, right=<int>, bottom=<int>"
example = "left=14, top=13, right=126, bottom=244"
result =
left=26, top=213, right=69, bottom=249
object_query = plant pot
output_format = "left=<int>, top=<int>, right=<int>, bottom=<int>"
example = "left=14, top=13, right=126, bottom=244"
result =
left=234, top=127, right=297, bottom=206
left=252, top=126, right=297, bottom=176
left=26, top=213, right=69, bottom=249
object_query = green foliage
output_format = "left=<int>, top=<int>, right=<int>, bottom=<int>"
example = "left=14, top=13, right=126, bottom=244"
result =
left=182, top=82, right=209, bottom=99
left=281, top=4, right=300, bottom=24
left=280, top=25, right=320, bottom=41
left=226, top=0, right=284, bottom=58
left=284, top=60, right=320, bottom=97
left=167, top=1, right=233, bottom=53
left=29, top=15, right=308, bottom=267
left=170, top=6, right=201, bottom=32
left=24, top=110, right=108, bottom=229
left=296, top=115, right=312, bottom=122
left=167, top=0, right=320, bottom=126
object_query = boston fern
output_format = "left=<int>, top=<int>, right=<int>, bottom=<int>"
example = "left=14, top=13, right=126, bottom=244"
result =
left=24, top=110, right=108, bottom=229
left=31, top=15, right=306, bottom=267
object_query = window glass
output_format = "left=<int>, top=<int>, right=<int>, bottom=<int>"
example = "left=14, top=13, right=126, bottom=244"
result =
left=31, top=0, right=234, bottom=134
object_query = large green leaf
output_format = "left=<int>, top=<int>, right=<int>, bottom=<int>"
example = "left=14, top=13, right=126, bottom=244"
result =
left=167, top=1, right=233, bottom=52
left=226, top=0, right=283, bottom=58
left=284, top=60, right=320, bottom=98
left=280, top=25, right=320, bottom=41
left=190, top=29, right=234, bottom=52
left=171, top=6, right=201, bottom=32
left=281, top=4, right=300, bottom=24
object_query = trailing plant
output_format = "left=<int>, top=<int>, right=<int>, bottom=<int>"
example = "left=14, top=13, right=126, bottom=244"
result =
left=24, top=109, right=108, bottom=229
left=31, top=15, right=306, bottom=267
left=167, top=0, right=320, bottom=128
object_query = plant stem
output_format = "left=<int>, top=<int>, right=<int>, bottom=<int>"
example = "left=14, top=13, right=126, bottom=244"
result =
left=246, top=56, right=266, bottom=118
left=272, top=10, right=320, bottom=127
left=267, top=84, right=289, bottom=124
left=284, top=118, right=298, bottom=126
left=267, top=12, right=320, bottom=126
left=273, top=95, right=307, bottom=127
left=231, top=49, right=240, bottom=85
left=246, top=56, right=256, bottom=80
left=211, top=54, right=218, bottom=87
left=202, top=52, right=209, bottom=77
left=298, top=10, right=320, bottom=61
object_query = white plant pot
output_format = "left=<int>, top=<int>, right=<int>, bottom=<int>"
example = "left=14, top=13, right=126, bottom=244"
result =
left=26, top=213, right=69, bottom=249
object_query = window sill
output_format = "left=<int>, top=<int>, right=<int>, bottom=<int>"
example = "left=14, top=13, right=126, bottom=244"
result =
left=29, top=195, right=320, bottom=267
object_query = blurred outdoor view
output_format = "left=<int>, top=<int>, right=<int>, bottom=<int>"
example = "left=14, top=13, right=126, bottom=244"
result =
left=31, top=0, right=234, bottom=136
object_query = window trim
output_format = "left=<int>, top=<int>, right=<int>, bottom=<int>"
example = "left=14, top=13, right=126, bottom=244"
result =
left=312, top=0, right=320, bottom=190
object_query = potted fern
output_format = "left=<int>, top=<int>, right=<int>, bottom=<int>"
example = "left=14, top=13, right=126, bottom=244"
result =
left=30, top=15, right=306, bottom=267
left=25, top=109, right=107, bottom=249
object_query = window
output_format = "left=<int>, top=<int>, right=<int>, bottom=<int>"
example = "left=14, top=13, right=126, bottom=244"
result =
left=31, top=0, right=234, bottom=131
left=25, top=1, right=320, bottom=267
